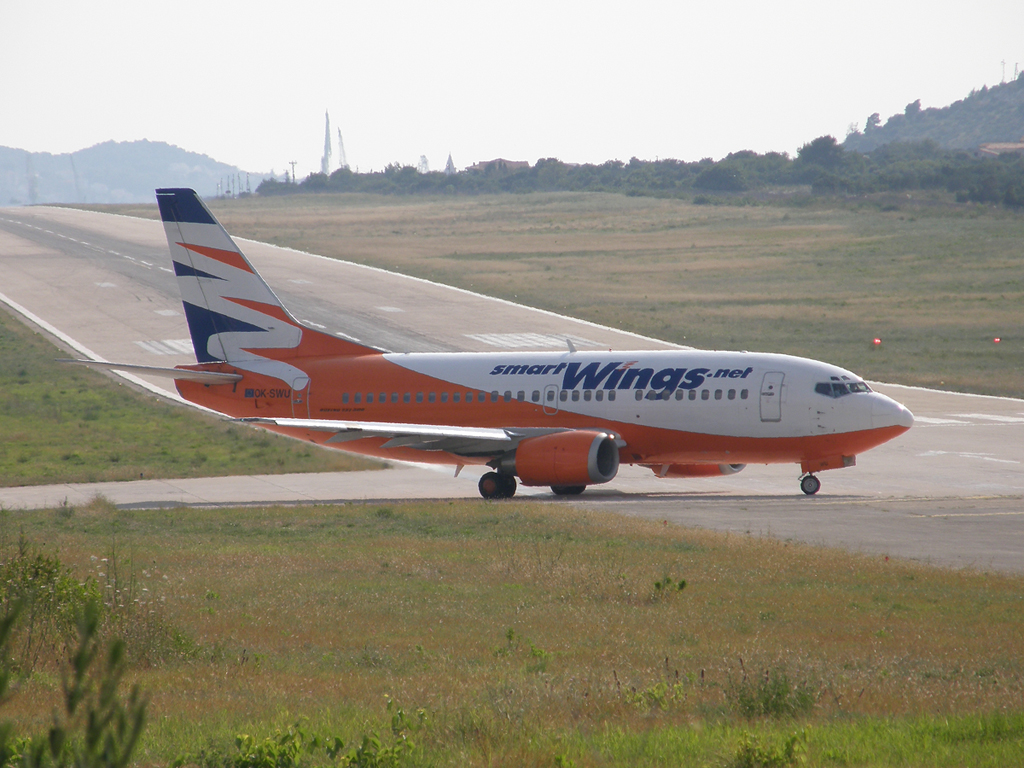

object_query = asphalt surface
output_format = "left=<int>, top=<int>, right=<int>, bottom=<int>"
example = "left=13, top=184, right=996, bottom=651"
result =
left=1, top=205, right=1022, bottom=573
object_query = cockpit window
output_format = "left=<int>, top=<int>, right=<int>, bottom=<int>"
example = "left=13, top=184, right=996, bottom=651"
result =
left=815, top=380, right=871, bottom=398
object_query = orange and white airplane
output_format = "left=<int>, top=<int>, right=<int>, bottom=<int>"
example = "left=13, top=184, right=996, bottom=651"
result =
left=75, top=188, right=914, bottom=499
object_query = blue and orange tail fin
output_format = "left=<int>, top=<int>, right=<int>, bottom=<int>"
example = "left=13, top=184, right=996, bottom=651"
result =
left=155, top=188, right=375, bottom=373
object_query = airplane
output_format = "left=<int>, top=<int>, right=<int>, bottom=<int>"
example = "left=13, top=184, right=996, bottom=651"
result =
left=68, top=188, right=914, bottom=499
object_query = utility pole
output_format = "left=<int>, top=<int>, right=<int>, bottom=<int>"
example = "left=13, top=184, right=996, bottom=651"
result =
left=289, top=160, right=297, bottom=184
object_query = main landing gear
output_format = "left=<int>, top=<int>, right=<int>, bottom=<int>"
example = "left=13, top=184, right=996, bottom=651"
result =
left=799, top=474, right=821, bottom=495
left=479, top=471, right=517, bottom=499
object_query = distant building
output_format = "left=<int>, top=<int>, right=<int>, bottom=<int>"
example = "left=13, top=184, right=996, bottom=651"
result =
left=466, top=158, right=531, bottom=173
left=444, top=154, right=456, bottom=175
left=977, top=137, right=1024, bottom=157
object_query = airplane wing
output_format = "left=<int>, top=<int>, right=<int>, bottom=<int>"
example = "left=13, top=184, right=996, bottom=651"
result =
left=240, top=417, right=617, bottom=458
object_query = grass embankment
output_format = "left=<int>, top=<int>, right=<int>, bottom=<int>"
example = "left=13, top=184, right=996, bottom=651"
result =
left=6, top=499, right=1022, bottom=766
left=0, top=309, right=380, bottom=487
left=90, top=192, right=1024, bottom=397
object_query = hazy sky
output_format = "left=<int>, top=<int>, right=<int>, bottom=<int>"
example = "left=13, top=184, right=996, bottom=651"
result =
left=2, top=1, right=1022, bottom=177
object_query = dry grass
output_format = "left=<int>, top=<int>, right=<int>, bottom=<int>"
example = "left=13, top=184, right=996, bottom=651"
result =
left=4, top=499, right=1022, bottom=765
left=85, top=193, right=1024, bottom=397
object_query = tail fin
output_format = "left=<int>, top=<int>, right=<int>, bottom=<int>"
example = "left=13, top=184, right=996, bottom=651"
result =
left=155, top=188, right=373, bottom=373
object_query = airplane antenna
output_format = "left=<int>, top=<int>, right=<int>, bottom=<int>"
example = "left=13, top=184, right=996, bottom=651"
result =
left=566, top=338, right=577, bottom=354
left=321, top=110, right=332, bottom=175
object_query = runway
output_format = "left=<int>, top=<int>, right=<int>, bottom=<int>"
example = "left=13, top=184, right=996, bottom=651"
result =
left=1, top=205, right=1022, bottom=573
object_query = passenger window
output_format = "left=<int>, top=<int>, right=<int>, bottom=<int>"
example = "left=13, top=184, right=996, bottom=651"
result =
left=366, top=393, right=374, bottom=404
left=572, top=390, right=580, bottom=401
left=675, top=390, right=684, bottom=401
left=559, top=390, right=568, bottom=402
left=441, top=393, right=449, bottom=403
left=595, top=390, right=604, bottom=401
left=428, top=392, right=436, bottom=403
left=391, top=393, right=399, bottom=403
left=635, top=390, right=644, bottom=401
left=608, top=391, right=616, bottom=401
left=701, top=390, right=710, bottom=400
left=354, top=393, right=362, bottom=404
left=379, top=393, right=385, bottom=403
left=583, top=390, right=591, bottom=401
left=416, top=393, right=423, bottom=403
left=728, top=389, right=736, bottom=400
left=546, top=390, right=554, bottom=402
left=342, top=393, right=349, bottom=404
left=503, top=391, right=512, bottom=402
left=517, top=391, right=525, bottom=401
left=645, top=390, right=660, bottom=401
left=403, top=393, right=411, bottom=403
left=688, top=390, right=696, bottom=401
left=715, top=389, right=723, bottom=400
left=532, top=390, right=541, bottom=402
left=490, top=391, right=498, bottom=402
left=740, top=389, right=749, bottom=399
left=453, top=393, right=461, bottom=403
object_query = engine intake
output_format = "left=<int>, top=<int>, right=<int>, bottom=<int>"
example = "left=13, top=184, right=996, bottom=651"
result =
left=499, top=431, right=620, bottom=487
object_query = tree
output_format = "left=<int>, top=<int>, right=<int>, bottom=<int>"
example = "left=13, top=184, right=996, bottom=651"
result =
left=796, top=136, right=844, bottom=170
left=865, top=113, right=881, bottom=131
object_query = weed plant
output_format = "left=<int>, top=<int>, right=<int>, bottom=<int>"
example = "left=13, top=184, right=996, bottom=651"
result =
left=3, top=499, right=1023, bottom=766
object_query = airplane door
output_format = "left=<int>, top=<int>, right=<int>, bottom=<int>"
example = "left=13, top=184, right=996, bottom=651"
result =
left=543, top=384, right=559, bottom=415
left=292, top=376, right=310, bottom=418
left=759, top=372, right=784, bottom=423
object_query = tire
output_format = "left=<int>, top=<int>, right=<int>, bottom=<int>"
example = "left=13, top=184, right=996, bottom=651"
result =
left=800, top=474, right=821, bottom=495
left=479, top=472, right=503, bottom=499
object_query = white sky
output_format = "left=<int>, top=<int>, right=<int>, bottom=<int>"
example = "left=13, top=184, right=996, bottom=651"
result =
left=2, top=1, right=1023, bottom=177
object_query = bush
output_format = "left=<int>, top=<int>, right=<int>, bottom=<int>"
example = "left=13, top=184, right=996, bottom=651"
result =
left=727, top=666, right=816, bottom=719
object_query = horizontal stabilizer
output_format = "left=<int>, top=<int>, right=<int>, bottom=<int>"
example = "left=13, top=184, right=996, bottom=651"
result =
left=58, top=359, right=243, bottom=384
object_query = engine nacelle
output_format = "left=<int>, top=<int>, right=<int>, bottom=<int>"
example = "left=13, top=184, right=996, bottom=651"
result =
left=652, top=463, right=746, bottom=478
left=499, top=431, right=620, bottom=487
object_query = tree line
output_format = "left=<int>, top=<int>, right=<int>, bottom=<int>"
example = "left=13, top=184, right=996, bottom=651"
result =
left=256, top=137, right=1024, bottom=209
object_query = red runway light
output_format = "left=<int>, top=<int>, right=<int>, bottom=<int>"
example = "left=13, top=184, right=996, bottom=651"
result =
left=873, top=338, right=881, bottom=345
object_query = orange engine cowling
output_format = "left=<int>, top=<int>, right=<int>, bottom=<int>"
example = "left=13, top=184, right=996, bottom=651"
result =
left=652, top=463, right=746, bottom=478
left=501, top=431, right=620, bottom=487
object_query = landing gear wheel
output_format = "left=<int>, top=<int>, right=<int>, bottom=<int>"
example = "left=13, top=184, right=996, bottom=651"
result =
left=499, top=474, right=517, bottom=498
left=479, top=472, right=517, bottom=499
left=800, top=474, right=821, bottom=495
left=551, top=485, right=586, bottom=496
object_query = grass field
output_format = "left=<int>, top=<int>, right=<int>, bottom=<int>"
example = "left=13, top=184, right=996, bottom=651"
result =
left=88, top=191, right=1024, bottom=397
left=0, top=308, right=381, bottom=487
left=4, top=499, right=1023, bottom=767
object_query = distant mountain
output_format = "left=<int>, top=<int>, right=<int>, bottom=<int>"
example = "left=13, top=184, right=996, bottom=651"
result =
left=0, top=139, right=266, bottom=205
left=844, top=75, right=1024, bottom=153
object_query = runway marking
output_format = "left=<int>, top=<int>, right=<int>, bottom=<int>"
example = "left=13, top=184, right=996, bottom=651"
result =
left=918, top=450, right=1020, bottom=464
left=95, top=282, right=116, bottom=288
left=154, top=309, right=180, bottom=317
left=911, top=511, right=1024, bottom=518
left=134, top=339, right=194, bottom=355
left=954, top=413, right=1024, bottom=424
left=377, top=306, right=404, bottom=313
left=915, top=416, right=970, bottom=425
left=465, top=332, right=600, bottom=349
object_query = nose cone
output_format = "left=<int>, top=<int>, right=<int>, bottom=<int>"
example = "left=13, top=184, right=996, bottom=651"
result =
left=871, top=393, right=914, bottom=431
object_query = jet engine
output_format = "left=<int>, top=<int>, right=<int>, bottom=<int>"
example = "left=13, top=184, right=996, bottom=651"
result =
left=651, top=463, right=746, bottom=478
left=498, top=431, right=620, bottom=487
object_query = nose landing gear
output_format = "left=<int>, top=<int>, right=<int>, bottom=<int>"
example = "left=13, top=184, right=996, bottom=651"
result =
left=799, top=474, right=821, bottom=495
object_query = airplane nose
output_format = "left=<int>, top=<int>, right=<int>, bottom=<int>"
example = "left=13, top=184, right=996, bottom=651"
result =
left=871, top=394, right=914, bottom=430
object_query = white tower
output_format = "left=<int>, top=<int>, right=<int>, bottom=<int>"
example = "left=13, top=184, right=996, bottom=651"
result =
left=321, top=110, right=332, bottom=175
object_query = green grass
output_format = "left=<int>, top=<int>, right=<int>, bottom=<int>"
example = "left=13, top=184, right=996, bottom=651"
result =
left=4, top=499, right=1023, bottom=766
left=0, top=309, right=381, bottom=487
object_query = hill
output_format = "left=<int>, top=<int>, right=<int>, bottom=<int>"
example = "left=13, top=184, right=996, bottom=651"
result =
left=844, top=74, right=1024, bottom=153
left=0, top=139, right=264, bottom=205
